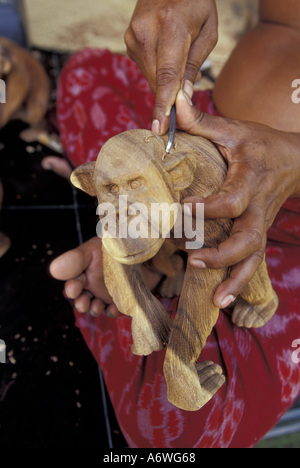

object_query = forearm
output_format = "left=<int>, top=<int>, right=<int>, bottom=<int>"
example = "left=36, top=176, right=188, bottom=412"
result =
left=213, top=20, right=300, bottom=133
left=259, top=0, right=300, bottom=30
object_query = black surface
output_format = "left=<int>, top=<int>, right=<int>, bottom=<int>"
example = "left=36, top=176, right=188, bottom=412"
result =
left=0, top=120, right=127, bottom=448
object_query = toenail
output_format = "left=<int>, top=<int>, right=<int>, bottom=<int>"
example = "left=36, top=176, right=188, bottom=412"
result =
left=104, top=308, right=114, bottom=319
left=89, top=310, right=100, bottom=318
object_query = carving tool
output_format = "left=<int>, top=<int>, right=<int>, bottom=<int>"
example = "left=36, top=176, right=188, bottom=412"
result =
left=166, top=104, right=176, bottom=153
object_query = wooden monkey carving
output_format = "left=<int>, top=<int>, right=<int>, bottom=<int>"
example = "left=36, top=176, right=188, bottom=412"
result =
left=0, top=37, right=50, bottom=129
left=71, top=129, right=279, bottom=412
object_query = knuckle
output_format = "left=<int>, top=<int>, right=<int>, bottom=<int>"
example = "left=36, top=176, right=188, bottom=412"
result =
left=157, top=5, right=174, bottom=26
left=156, top=66, right=179, bottom=87
left=185, top=60, right=201, bottom=79
left=205, top=27, right=218, bottom=49
left=129, top=16, right=145, bottom=38
left=210, top=247, right=229, bottom=270
left=252, top=248, right=265, bottom=265
left=210, top=29, right=219, bottom=47
left=124, top=29, right=139, bottom=64
left=235, top=278, right=249, bottom=295
left=193, top=110, right=207, bottom=127
left=227, top=271, right=249, bottom=297
left=124, top=28, right=134, bottom=49
left=224, top=193, right=245, bottom=218
left=215, top=254, right=228, bottom=270
left=246, top=229, right=263, bottom=252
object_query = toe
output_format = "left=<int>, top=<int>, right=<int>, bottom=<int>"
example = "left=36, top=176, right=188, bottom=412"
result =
left=42, top=156, right=72, bottom=179
left=106, top=304, right=121, bottom=318
left=89, top=298, right=106, bottom=317
left=49, top=244, right=94, bottom=281
left=75, top=292, right=93, bottom=314
left=64, top=274, right=86, bottom=299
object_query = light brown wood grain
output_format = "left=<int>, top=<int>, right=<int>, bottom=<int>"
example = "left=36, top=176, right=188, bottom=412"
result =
left=71, top=129, right=278, bottom=411
left=0, top=37, right=50, bottom=129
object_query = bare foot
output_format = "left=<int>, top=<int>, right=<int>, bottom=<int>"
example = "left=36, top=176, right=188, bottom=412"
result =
left=50, top=237, right=163, bottom=318
left=42, top=156, right=72, bottom=179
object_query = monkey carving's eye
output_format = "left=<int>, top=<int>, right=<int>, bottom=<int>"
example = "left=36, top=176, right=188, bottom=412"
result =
left=110, top=184, right=119, bottom=194
left=130, top=180, right=141, bottom=190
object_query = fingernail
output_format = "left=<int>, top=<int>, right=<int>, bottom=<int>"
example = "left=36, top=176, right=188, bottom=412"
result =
left=221, top=295, right=236, bottom=309
left=165, top=106, right=172, bottom=117
left=177, top=89, right=193, bottom=107
left=190, top=259, right=206, bottom=269
left=183, top=204, right=193, bottom=216
left=152, top=119, right=160, bottom=134
left=183, top=80, right=194, bottom=100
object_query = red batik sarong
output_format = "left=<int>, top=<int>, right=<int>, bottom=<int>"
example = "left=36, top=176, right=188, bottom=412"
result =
left=57, top=49, right=300, bottom=448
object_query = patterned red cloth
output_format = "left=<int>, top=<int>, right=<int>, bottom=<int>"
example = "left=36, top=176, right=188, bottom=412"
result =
left=57, top=49, right=300, bottom=448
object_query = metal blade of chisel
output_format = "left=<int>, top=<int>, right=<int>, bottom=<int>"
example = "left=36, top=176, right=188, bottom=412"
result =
left=166, top=104, right=176, bottom=153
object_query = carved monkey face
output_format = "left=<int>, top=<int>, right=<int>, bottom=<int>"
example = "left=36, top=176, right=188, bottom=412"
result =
left=71, top=130, right=196, bottom=265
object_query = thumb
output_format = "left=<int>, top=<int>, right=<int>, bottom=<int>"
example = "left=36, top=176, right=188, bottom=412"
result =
left=175, top=89, right=232, bottom=145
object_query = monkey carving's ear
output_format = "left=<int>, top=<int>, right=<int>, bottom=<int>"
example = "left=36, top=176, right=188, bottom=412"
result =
left=163, top=153, right=196, bottom=192
left=71, top=162, right=96, bottom=196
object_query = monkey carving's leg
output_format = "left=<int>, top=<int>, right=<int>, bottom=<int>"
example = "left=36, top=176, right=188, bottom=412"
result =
left=164, top=266, right=227, bottom=411
left=232, top=258, right=278, bottom=328
left=148, top=242, right=185, bottom=298
left=103, top=248, right=173, bottom=356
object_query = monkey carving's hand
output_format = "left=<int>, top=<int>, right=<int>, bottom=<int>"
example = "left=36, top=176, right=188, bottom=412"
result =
left=125, top=0, right=218, bottom=136
left=176, top=89, right=300, bottom=309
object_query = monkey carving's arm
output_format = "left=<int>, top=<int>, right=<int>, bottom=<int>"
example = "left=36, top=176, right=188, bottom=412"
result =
left=71, top=129, right=279, bottom=412
left=103, top=247, right=173, bottom=355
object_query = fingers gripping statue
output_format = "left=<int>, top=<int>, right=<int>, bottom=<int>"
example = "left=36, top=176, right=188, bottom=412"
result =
left=71, top=129, right=278, bottom=412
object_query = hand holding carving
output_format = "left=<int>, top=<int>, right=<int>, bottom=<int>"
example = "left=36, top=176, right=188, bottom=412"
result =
left=71, top=129, right=278, bottom=411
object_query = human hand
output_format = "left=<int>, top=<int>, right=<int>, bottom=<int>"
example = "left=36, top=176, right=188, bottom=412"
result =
left=125, top=0, right=218, bottom=135
left=176, top=89, right=300, bottom=309
left=50, top=237, right=120, bottom=318
left=50, top=237, right=164, bottom=318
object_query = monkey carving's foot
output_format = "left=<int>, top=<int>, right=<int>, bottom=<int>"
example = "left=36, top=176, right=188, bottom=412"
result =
left=164, top=351, right=225, bottom=411
left=232, top=292, right=279, bottom=328
left=196, top=361, right=225, bottom=395
left=158, top=271, right=185, bottom=298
